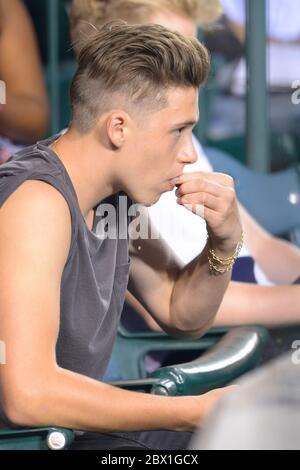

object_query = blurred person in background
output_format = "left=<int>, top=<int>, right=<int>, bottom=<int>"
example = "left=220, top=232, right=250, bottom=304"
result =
left=0, top=0, right=49, bottom=164
left=208, top=0, right=300, bottom=139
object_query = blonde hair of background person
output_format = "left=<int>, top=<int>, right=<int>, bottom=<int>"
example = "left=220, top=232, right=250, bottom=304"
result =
left=70, top=0, right=222, bottom=49
left=0, top=0, right=49, bottom=145
left=68, top=0, right=300, bottom=333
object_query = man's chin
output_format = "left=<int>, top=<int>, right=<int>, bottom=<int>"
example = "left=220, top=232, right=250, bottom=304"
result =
left=131, top=199, right=157, bottom=207
left=142, top=199, right=158, bottom=207
left=134, top=188, right=170, bottom=206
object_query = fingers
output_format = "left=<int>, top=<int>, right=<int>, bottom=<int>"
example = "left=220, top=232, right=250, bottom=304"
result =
left=175, top=173, right=236, bottom=218
left=174, top=172, right=242, bottom=249
left=175, top=178, right=235, bottom=200
left=177, top=202, right=230, bottom=226
left=177, top=192, right=221, bottom=213
left=177, top=171, right=235, bottom=188
left=177, top=199, right=205, bottom=218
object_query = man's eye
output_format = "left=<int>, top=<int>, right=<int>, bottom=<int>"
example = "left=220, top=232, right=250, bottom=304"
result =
left=175, top=128, right=184, bottom=136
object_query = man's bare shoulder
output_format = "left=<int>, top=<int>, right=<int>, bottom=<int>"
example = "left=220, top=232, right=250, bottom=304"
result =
left=0, top=179, right=72, bottom=270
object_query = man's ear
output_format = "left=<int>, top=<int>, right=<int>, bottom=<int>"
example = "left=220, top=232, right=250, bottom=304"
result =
left=106, top=111, right=130, bottom=149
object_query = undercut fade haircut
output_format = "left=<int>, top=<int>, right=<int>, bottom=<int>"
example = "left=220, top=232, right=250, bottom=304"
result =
left=70, top=21, right=210, bottom=133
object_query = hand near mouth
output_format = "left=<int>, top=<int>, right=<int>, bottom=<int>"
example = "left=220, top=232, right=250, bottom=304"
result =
left=174, top=171, right=243, bottom=256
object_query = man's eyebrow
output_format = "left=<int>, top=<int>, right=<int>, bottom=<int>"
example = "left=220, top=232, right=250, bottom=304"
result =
left=172, top=120, right=198, bottom=128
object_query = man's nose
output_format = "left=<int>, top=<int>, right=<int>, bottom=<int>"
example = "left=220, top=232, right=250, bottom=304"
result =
left=178, top=143, right=197, bottom=165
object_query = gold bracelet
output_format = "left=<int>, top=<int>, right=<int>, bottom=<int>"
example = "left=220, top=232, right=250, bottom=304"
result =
left=207, top=231, right=244, bottom=275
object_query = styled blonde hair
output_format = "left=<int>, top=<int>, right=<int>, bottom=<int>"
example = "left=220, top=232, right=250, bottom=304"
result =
left=70, top=0, right=222, bottom=45
left=70, top=21, right=209, bottom=132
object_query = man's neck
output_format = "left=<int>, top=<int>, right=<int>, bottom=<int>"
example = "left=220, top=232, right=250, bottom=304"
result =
left=50, top=128, right=119, bottom=219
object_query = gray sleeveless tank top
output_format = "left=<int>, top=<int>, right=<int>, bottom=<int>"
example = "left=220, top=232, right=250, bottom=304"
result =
left=0, top=136, right=131, bottom=381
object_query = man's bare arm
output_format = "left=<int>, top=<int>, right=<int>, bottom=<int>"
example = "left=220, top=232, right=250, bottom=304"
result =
left=128, top=172, right=242, bottom=338
left=0, top=181, right=226, bottom=432
left=239, top=203, right=300, bottom=285
left=213, top=281, right=300, bottom=327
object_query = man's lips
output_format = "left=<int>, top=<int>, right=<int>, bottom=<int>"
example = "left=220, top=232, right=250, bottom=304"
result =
left=167, top=176, right=182, bottom=191
left=169, top=176, right=182, bottom=186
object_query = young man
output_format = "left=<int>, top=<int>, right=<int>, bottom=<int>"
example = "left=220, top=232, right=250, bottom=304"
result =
left=0, top=22, right=242, bottom=449
left=70, top=0, right=300, bottom=335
